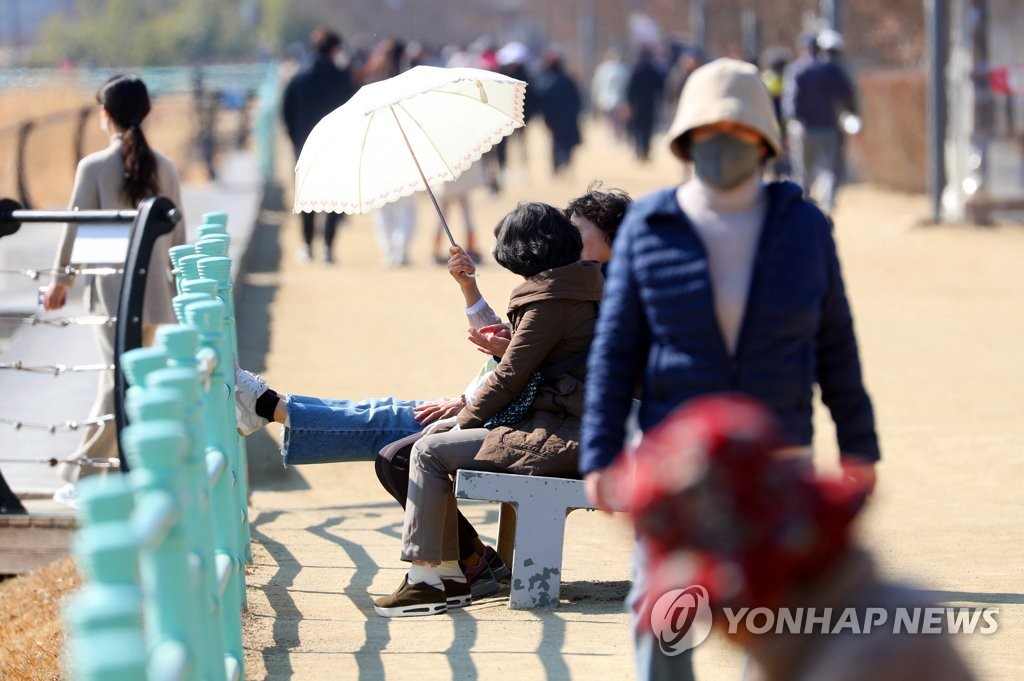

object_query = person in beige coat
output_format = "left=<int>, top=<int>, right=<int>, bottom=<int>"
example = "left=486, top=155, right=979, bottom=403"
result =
left=43, top=74, right=186, bottom=501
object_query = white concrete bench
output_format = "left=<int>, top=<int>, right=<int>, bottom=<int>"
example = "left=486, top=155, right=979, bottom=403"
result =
left=454, top=469, right=600, bottom=609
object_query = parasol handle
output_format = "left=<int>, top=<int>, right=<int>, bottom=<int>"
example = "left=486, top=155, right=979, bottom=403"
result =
left=389, top=106, right=457, bottom=248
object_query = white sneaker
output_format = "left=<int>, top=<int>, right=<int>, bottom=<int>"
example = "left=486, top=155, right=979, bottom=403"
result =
left=297, top=244, right=312, bottom=263
left=235, top=366, right=270, bottom=435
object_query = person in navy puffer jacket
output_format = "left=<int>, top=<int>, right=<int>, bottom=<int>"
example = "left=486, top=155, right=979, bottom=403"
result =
left=580, top=58, right=880, bottom=681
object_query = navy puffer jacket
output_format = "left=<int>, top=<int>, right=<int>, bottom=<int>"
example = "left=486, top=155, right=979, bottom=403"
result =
left=580, top=181, right=879, bottom=475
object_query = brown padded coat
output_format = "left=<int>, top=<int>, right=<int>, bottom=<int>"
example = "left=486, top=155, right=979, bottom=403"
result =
left=456, top=260, right=604, bottom=478
left=456, top=259, right=604, bottom=429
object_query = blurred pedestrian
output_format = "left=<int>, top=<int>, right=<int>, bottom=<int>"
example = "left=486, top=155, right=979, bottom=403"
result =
left=492, top=41, right=538, bottom=189
left=619, top=395, right=976, bottom=681
left=429, top=161, right=485, bottom=264
left=782, top=29, right=858, bottom=214
left=362, top=37, right=418, bottom=266
left=662, top=49, right=701, bottom=133
left=761, top=47, right=793, bottom=178
left=581, top=58, right=880, bottom=681
left=592, top=48, right=631, bottom=143
left=626, top=47, right=666, bottom=162
left=282, top=26, right=356, bottom=263
left=44, top=74, right=186, bottom=506
left=534, top=49, right=583, bottom=176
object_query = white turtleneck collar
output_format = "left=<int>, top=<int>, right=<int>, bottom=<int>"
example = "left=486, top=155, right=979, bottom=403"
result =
left=673, top=168, right=769, bottom=356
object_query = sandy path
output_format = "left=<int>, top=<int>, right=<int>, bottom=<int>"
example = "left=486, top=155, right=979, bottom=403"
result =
left=238, top=122, right=1024, bottom=680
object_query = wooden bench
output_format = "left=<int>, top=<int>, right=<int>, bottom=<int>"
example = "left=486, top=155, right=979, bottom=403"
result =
left=454, top=469, right=602, bottom=609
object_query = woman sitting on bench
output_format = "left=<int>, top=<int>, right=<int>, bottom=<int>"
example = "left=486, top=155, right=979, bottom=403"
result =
left=373, top=201, right=603, bottom=618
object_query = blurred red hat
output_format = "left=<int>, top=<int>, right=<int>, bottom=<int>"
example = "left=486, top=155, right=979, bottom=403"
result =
left=613, top=394, right=869, bottom=613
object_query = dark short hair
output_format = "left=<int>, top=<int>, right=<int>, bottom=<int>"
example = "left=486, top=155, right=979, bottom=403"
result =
left=311, top=27, right=342, bottom=56
left=565, top=182, right=632, bottom=245
left=493, top=202, right=583, bottom=278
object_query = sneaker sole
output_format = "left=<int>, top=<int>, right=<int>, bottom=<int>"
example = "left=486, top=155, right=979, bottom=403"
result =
left=446, top=593, right=472, bottom=609
left=373, top=601, right=447, bottom=618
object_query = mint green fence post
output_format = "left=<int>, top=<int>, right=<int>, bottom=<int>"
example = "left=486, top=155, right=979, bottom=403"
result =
left=64, top=475, right=147, bottom=681
left=194, top=212, right=254, bottom=568
left=184, top=298, right=245, bottom=678
left=201, top=210, right=229, bottom=230
left=198, top=253, right=253, bottom=567
left=121, top=418, right=197, bottom=681
left=169, top=244, right=197, bottom=294
left=151, top=329, right=231, bottom=681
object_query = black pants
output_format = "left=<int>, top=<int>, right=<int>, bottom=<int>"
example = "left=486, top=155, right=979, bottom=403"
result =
left=374, top=444, right=480, bottom=562
left=301, top=211, right=342, bottom=249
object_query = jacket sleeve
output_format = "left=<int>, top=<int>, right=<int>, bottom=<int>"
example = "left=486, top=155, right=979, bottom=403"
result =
left=457, top=300, right=565, bottom=428
left=580, top=216, right=650, bottom=474
left=52, top=160, right=99, bottom=287
left=816, top=225, right=880, bottom=462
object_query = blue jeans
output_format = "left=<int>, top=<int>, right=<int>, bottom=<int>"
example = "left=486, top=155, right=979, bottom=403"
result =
left=281, top=395, right=425, bottom=466
left=628, top=539, right=696, bottom=681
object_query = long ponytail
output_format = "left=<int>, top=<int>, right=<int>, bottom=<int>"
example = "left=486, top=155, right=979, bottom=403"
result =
left=97, top=74, right=159, bottom=206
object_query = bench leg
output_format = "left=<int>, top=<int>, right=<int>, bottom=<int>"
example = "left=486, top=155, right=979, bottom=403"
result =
left=507, top=502, right=570, bottom=609
left=496, top=502, right=516, bottom=569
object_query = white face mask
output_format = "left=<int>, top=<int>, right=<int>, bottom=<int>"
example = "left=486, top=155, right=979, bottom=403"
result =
left=100, top=110, right=111, bottom=135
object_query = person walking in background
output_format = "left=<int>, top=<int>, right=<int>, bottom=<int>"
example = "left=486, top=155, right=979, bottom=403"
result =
left=492, top=41, right=538, bottom=189
left=661, top=48, right=701, bottom=134
left=534, top=49, right=583, bottom=176
left=591, top=48, right=631, bottom=143
left=581, top=58, right=880, bottom=680
left=361, top=37, right=418, bottom=266
left=429, top=160, right=485, bottom=264
left=782, top=29, right=858, bottom=214
left=282, top=26, right=356, bottom=264
left=43, top=74, right=186, bottom=507
left=625, top=47, right=666, bottom=162
left=761, top=47, right=793, bottom=178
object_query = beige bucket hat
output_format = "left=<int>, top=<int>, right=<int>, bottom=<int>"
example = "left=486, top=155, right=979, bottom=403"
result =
left=666, top=57, right=783, bottom=160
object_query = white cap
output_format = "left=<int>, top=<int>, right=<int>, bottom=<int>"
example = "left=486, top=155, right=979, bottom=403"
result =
left=816, top=29, right=845, bottom=51
left=497, top=42, right=530, bottom=66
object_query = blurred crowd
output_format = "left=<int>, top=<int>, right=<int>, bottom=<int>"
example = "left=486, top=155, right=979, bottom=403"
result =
left=281, top=26, right=861, bottom=266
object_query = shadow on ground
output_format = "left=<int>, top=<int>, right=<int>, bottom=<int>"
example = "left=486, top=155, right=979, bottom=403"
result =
left=237, top=180, right=309, bottom=493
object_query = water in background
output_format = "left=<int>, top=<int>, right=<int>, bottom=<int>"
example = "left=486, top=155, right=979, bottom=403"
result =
left=0, top=63, right=275, bottom=96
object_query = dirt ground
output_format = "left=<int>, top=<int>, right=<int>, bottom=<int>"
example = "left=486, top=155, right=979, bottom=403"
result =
left=235, top=121, right=1024, bottom=681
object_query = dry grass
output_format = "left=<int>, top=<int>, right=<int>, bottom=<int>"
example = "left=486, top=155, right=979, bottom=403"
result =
left=0, top=81, right=215, bottom=209
left=0, top=558, right=81, bottom=681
